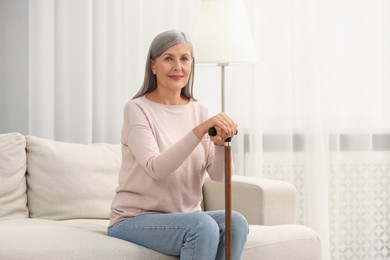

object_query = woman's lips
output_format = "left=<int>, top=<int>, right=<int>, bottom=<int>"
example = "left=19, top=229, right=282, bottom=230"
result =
left=169, top=75, right=183, bottom=80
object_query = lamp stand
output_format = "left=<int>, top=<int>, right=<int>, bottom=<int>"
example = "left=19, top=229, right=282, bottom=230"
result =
left=218, top=63, right=229, bottom=112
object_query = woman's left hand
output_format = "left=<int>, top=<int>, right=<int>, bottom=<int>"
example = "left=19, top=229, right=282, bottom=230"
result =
left=192, top=112, right=237, bottom=145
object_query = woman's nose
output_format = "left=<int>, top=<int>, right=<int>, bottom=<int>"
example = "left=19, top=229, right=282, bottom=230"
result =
left=172, top=59, right=183, bottom=71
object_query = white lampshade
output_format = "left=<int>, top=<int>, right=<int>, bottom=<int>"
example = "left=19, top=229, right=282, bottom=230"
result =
left=192, top=0, right=257, bottom=64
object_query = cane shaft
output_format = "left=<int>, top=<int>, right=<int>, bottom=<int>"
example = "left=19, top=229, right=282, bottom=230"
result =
left=225, top=143, right=232, bottom=260
left=207, top=127, right=234, bottom=259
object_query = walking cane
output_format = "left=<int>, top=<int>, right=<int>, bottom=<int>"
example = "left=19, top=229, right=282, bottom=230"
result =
left=209, top=127, right=233, bottom=260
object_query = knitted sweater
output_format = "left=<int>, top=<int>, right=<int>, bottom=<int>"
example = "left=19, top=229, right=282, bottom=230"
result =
left=109, top=96, right=225, bottom=227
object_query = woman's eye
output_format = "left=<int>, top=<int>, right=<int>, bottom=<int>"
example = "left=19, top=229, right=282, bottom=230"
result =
left=182, top=57, right=192, bottom=63
left=164, top=57, right=173, bottom=61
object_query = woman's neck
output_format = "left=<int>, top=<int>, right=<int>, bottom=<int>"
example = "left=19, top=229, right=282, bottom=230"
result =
left=146, top=90, right=189, bottom=105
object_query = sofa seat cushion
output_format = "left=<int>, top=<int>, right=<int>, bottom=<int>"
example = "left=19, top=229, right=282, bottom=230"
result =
left=244, top=224, right=322, bottom=260
left=26, top=136, right=121, bottom=220
left=0, top=219, right=177, bottom=260
left=0, top=133, right=28, bottom=219
left=0, top=218, right=321, bottom=260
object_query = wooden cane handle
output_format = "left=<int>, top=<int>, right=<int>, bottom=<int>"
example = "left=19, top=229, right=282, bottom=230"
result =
left=208, top=127, right=237, bottom=142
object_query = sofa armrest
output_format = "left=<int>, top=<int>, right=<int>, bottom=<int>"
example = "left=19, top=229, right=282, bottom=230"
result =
left=202, top=175, right=297, bottom=225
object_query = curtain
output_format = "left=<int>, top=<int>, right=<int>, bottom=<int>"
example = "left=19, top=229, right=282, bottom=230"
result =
left=236, top=0, right=390, bottom=259
left=28, top=0, right=390, bottom=259
left=29, top=0, right=200, bottom=143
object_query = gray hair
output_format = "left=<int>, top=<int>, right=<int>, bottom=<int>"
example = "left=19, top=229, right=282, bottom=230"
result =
left=132, top=30, right=196, bottom=100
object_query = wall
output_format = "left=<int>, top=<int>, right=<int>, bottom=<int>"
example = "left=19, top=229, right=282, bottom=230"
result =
left=0, top=0, right=29, bottom=134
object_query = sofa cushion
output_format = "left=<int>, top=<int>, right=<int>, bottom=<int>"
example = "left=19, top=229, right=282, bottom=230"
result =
left=0, top=133, right=28, bottom=219
left=0, top=219, right=177, bottom=260
left=244, top=225, right=321, bottom=260
left=26, top=136, right=121, bottom=220
left=0, top=219, right=321, bottom=260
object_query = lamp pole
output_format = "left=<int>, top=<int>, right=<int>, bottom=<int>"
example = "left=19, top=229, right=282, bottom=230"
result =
left=218, top=63, right=228, bottom=112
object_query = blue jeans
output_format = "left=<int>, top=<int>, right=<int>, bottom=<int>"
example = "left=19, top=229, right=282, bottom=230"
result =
left=107, top=210, right=248, bottom=260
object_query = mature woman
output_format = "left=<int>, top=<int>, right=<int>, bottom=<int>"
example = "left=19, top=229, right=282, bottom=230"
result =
left=108, top=30, right=248, bottom=260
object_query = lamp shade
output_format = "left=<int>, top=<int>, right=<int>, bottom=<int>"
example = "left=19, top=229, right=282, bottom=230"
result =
left=192, top=0, right=257, bottom=64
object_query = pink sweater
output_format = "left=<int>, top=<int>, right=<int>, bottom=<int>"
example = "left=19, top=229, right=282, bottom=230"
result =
left=109, top=96, right=225, bottom=227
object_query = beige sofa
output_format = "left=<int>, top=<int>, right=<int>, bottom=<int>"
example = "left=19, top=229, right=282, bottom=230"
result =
left=0, top=132, right=321, bottom=259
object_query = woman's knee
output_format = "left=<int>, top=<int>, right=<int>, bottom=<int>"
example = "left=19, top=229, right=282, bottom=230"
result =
left=188, top=213, right=220, bottom=241
left=231, top=211, right=249, bottom=235
left=192, top=213, right=220, bottom=231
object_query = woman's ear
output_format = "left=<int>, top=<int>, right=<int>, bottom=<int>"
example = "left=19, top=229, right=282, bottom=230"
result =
left=150, top=60, right=156, bottom=75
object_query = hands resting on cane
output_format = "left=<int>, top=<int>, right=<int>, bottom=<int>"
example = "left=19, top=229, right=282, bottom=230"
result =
left=192, top=112, right=238, bottom=146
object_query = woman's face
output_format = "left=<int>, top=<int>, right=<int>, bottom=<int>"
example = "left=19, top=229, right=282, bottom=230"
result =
left=151, top=42, right=192, bottom=94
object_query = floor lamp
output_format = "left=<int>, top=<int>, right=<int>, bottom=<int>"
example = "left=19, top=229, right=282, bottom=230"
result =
left=192, top=0, right=257, bottom=259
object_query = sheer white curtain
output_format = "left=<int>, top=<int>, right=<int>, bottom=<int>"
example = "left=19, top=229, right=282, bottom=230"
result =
left=29, top=0, right=200, bottom=143
left=234, top=0, right=389, bottom=259
left=28, top=0, right=390, bottom=259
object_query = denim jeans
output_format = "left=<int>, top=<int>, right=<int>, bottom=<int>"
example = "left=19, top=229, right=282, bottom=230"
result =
left=107, top=210, right=248, bottom=260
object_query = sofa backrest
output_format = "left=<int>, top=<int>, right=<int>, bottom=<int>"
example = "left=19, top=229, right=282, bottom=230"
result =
left=0, top=133, right=29, bottom=219
left=26, top=135, right=121, bottom=220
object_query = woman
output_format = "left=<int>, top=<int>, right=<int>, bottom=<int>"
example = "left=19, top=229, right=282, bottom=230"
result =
left=108, top=30, right=248, bottom=260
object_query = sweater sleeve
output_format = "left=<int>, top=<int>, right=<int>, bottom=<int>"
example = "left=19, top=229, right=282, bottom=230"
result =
left=123, top=101, right=201, bottom=180
left=202, top=106, right=233, bottom=183
left=205, top=144, right=225, bottom=182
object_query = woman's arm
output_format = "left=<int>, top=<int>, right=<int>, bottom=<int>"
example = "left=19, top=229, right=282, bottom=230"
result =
left=124, top=102, right=201, bottom=180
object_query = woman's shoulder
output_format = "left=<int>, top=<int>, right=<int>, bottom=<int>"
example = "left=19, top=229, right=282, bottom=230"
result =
left=124, top=96, right=148, bottom=108
left=130, top=96, right=146, bottom=104
left=190, top=99, right=209, bottom=110
left=122, top=96, right=148, bottom=116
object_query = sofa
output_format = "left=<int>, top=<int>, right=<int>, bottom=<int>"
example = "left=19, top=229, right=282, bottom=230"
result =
left=0, top=132, right=321, bottom=259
